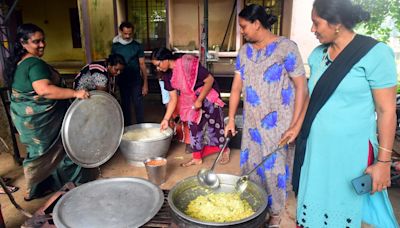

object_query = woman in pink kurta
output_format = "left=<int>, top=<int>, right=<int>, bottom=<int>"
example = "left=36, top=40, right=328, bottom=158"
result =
left=152, top=48, right=230, bottom=166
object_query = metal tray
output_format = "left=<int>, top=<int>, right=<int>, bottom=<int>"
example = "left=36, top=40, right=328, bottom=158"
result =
left=61, top=91, right=124, bottom=168
left=53, top=177, right=164, bottom=228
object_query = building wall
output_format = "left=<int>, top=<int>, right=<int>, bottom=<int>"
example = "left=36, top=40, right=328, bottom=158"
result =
left=115, top=0, right=126, bottom=33
left=289, top=0, right=319, bottom=68
left=86, top=0, right=115, bottom=60
left=19, top=0, right=84, bottom=62
left=208, top=0, right=236, bottom=51
left=170, top=0, right=199, bottom=49
left=16, top=0, right=318, bottom=73
left=169, top=0, right=235, bottom=51
left=281, top=0, right=293, bottom=37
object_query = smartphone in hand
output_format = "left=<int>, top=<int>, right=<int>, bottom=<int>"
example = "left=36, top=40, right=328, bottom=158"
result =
left=351, top=174, right=372, bottom=195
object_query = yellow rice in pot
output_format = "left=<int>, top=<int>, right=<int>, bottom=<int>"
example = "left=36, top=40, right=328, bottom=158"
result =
left=185, top=192, right=255, bottom=223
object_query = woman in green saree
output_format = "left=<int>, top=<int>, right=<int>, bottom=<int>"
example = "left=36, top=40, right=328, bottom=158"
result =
left=7, top=23, right=96, bottom=201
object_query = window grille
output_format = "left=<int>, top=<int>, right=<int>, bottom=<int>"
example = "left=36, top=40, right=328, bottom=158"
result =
left=127, top=0, right=166, bottom=50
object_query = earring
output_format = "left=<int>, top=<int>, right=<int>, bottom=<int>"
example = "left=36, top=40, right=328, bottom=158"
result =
left=335, top=27, right=340, bottom=34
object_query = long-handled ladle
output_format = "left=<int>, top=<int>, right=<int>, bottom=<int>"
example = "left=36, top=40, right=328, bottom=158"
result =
left=236, top=138, right=289, bottom=193
left=197, top=132, right=233, bottom=189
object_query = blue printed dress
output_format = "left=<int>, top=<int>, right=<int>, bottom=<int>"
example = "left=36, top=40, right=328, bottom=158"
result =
left=235, top=37, right=305, bottom=214
left=296, top=43, right=399, bottom=227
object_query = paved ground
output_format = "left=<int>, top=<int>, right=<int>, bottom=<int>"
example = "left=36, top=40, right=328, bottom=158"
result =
left=0, top=95, right=399, bottom=227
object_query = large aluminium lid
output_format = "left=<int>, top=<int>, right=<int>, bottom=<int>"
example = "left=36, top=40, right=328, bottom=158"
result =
left=61, top=91, right=124, bottom=168
left=53, top=177, right=164, bottom=228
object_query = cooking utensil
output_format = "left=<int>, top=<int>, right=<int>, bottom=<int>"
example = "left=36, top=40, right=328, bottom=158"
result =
left=53, top=177, right=163, bottom=228
left=62, top=91, right=124, bottom=168
left=119, top=123, right=173, bottom=167
left=144, top=157, right=168, bottom=185
left=197, top=132, right=232, bottom=189
left=168, top=174, right=268, bottom=227
left=236, top=138, right=290, bottom=193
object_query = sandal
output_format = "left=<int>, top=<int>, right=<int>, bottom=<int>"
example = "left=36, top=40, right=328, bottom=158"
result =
left=1, top=177, right=11, bottom=184
left=0, top=185, right=19, bottom=194
left=180, top=159, right=202, bottom=167
left=219, top=148, right=230, bottom=165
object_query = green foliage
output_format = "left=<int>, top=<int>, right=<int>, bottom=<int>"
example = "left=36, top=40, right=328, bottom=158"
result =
left=353, top=0, right=400, bottom=42
left=397, top=82, right=400, bottom=94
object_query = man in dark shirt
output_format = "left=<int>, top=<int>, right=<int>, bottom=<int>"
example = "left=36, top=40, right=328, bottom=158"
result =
left=111, top=21, right=148, bottom=125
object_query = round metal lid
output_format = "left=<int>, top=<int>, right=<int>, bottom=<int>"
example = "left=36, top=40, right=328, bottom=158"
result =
left=61, top=91, right=124, bottom=168
left=53, top=177, right=164, bottom=228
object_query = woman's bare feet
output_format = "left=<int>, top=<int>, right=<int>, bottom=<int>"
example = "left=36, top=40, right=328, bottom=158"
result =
left=180, top=159, right=202, bottom=167
left=219, top=148, right=230, bottom=165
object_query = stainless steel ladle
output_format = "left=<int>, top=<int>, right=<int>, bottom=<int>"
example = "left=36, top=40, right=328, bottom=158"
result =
left=235, top=138, right=289, bottom=193
left=197, top=132, right=232, bottom=189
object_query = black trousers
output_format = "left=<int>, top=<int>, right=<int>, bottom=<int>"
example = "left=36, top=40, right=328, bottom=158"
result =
left=119, top=84, right=144, bottom=126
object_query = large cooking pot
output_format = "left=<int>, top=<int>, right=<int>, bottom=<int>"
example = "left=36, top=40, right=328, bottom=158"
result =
left=168, top=174, right=268, bottom=227
left=119, top=123, right=173, bottom=166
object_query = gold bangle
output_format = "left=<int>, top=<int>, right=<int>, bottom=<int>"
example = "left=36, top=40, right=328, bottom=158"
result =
left=378, top=146, right=393, bottom=153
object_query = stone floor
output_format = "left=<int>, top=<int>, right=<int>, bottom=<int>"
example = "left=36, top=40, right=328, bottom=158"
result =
left=0, top=95, right=399, bottom=227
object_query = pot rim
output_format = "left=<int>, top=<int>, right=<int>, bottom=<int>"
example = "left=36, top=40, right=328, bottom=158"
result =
left=121, top=123, right=173, bottom=143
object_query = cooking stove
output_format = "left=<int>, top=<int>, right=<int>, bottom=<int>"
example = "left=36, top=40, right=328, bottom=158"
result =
left=23, top=184, right=175, bottom=228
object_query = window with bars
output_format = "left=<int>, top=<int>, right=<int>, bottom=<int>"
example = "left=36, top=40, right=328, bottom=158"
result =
left=244, top=0, right=283, bottom=35
left=127, top=0, right=166, bottom=50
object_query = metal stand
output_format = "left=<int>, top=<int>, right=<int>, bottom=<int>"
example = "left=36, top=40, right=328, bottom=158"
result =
left=0, top=87, right=23, bottom=165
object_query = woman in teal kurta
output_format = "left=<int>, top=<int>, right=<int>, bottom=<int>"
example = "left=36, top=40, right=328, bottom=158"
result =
left=8, top=24, right=95, bottom=201
left=292, top=0, right=398, bottom=227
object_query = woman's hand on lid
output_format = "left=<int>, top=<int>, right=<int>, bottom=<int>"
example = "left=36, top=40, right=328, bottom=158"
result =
left=74, top=90, right=90, bottom=99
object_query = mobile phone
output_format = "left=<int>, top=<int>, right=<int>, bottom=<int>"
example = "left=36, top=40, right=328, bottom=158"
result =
left=351, top=174, right=372, bottom=195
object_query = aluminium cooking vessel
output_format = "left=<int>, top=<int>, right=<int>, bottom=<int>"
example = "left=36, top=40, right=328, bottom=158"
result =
left=53, top=177, right=163, bottom=228
left=119, top=123, right=173, bottom=166
left=168, top=174, right=268, bottom=227
left=61, top=91, right=124, bottom=168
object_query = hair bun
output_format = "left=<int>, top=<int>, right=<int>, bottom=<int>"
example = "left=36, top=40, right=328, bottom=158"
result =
left=266, top=14, right=278, bottom=27
left=264, top=7, right=278, bottom=27
left=352, top=5, right=370, bottom=23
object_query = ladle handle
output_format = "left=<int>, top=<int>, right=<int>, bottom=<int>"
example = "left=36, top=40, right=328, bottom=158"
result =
left=244, top=137, right=290, bottom=177
left=210, top=131, right=233, bottom=171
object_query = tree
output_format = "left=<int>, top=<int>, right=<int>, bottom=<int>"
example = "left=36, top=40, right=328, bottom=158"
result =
left=354, top=0, right=400, bottom=42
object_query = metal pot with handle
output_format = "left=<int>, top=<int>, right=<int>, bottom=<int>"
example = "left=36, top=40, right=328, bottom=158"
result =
left=168, top=174, right=268, bottom=227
